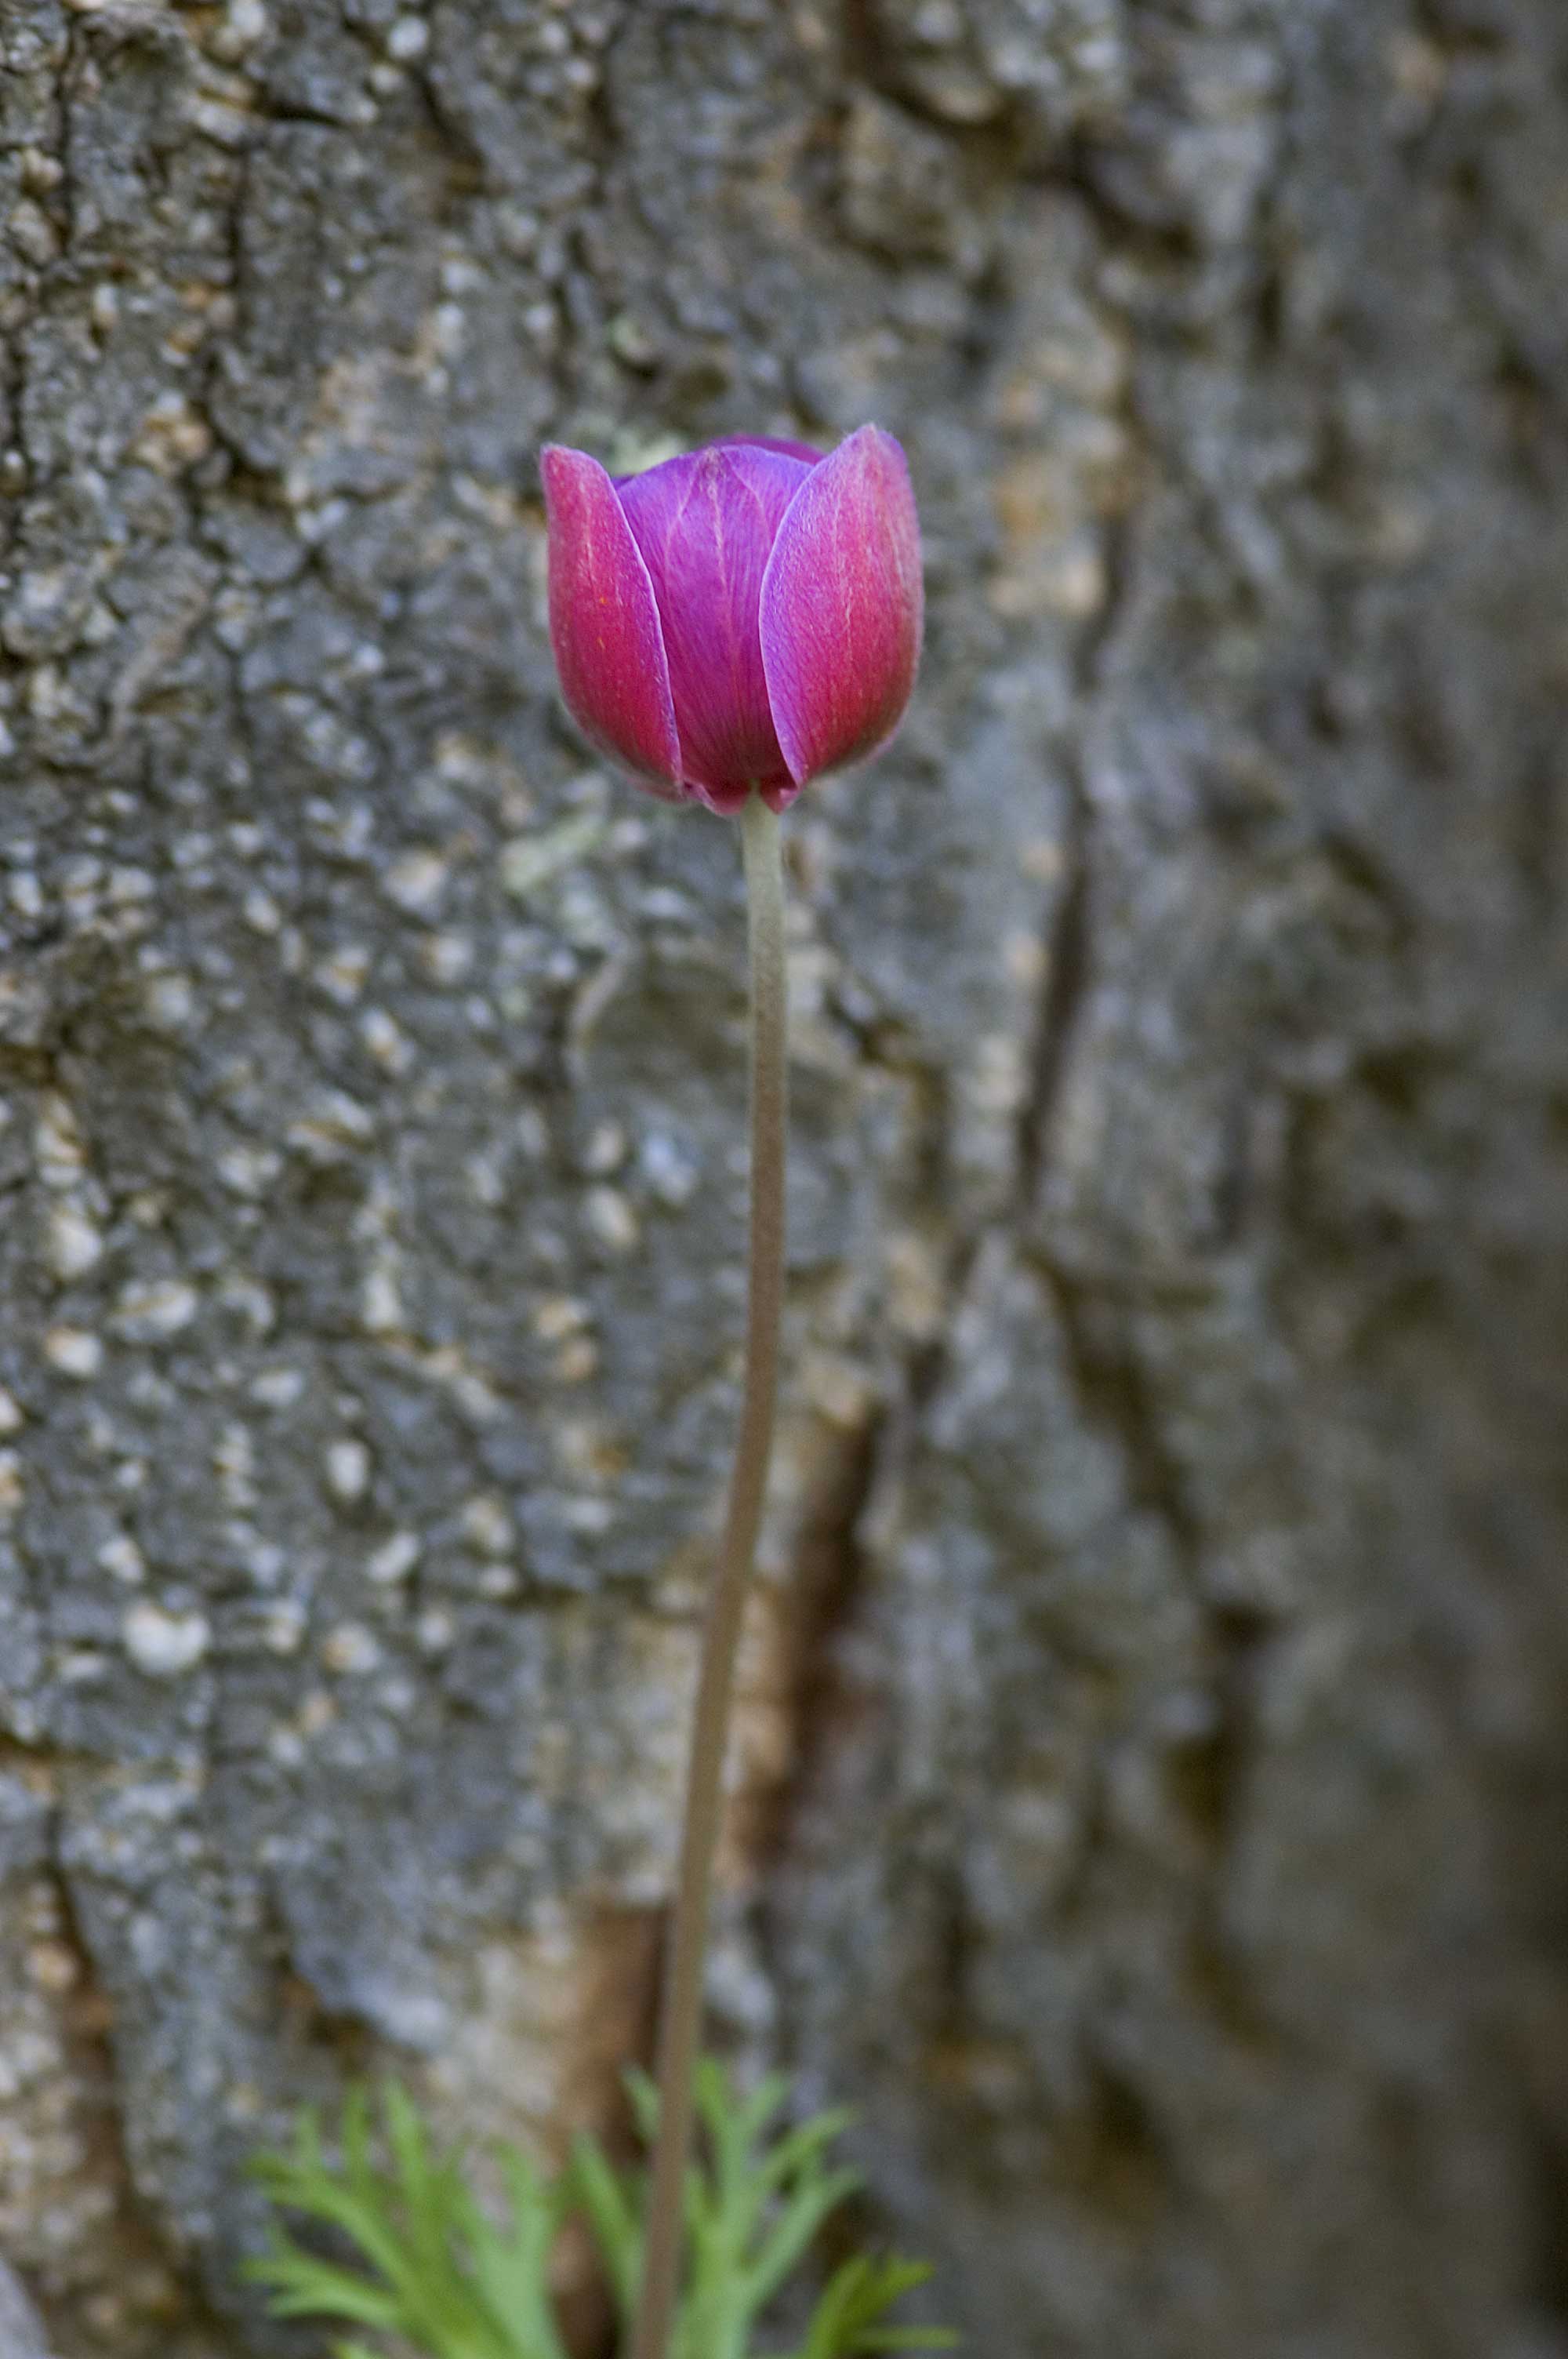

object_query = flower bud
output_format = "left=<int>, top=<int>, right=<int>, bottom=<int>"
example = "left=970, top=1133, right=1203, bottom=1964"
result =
left=540, top=427, right=922, bottom=816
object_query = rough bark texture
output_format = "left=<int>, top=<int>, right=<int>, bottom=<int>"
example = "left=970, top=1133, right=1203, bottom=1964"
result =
left=2, top=2, right=1566, bottom=2355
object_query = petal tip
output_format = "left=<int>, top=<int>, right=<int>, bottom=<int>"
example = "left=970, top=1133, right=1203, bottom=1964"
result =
left=539, top=442, right=593, bottom=494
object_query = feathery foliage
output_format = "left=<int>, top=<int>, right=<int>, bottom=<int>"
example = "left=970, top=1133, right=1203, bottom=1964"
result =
left=245, top=2059, right=954, bottom=2359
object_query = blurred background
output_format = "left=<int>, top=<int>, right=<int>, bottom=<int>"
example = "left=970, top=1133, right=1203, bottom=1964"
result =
left=1, top=1, right=1566, bottom=2353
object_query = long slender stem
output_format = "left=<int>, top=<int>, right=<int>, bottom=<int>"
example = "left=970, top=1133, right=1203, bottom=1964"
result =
left=630, top=794, right=788, bottom=2359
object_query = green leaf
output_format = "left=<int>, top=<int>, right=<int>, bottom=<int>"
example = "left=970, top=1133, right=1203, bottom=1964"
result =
left=571, top=2128, right=642, bottom=2322
left=745, top=2165, right=862, bottom=2311
left=789, top=2255, right=956, bottom=2359
left=246, top=2063, right=955, bottom=2359
left=245, top=2083, right=567, bottom=2359
left=459, top=2154, right=572, bottom=2359
left=623, top=2066, right=660, bottom=2146
left=575, top=2063, right=956, bottom=2359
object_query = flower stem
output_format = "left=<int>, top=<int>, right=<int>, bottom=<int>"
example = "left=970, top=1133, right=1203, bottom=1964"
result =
left=630, top=793, right=788, bottom=2359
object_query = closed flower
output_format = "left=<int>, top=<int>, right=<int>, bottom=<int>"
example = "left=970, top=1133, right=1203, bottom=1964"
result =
left=540, top=426, right=922, bottom=816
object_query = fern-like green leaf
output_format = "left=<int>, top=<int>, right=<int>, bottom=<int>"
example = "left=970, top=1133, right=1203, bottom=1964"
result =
left=570, top=2128, right=642, bottom=2323
left=246, top=2063, right=954, bottom=2359
left=571, top=2063, right=951, bottom=2359
left=788, top=2255, right=958, bottom=2359
left=245, top=2083, right=564, bottom=2359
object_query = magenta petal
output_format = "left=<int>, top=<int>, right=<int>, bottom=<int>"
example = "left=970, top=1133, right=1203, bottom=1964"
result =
left=540, top=445, right=682, bottom=795
left=616, top=444, right=811, bottom=807
left=758, top=425, right=923, bottom=791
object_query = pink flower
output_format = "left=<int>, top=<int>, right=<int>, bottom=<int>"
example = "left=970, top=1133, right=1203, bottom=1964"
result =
left=539, top=427, right=922, bottom=816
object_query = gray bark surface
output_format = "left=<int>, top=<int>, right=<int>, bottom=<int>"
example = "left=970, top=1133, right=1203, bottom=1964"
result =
left=0, top=2259, right=53, bottom=2359
left=1, top=2, right=1566, bottom=2355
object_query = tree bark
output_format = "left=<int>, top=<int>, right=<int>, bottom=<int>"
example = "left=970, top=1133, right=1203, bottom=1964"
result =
left=1, top=2, right=1566, bottom=2354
